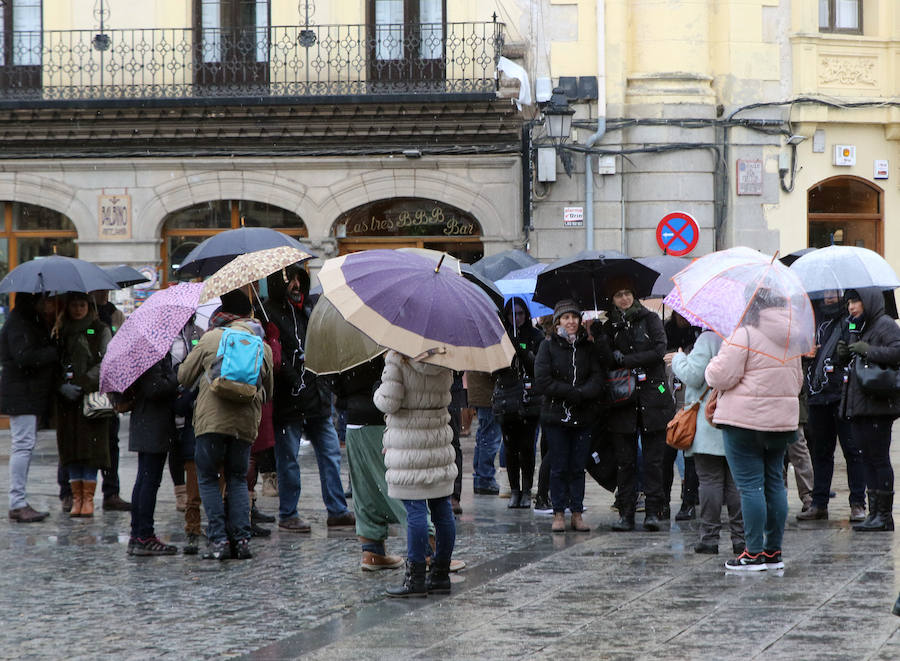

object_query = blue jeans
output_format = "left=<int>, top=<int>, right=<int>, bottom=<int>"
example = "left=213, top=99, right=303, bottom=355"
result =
left=68, top=464, right=98, bottom=482
left=9, top=414, right=37, bottom=509
left=130, top=452, right=166, bottom=539
left=722, top=425, right=795, bottom=554
left=472, top=407, right=501, bottom=490
left=403, top=497, right=455, bottom=564
left=195, top=433, right=251, bottom=544
left=544, top=423, right=590, bottom=513
left=274, top=416, right=349, bottom=520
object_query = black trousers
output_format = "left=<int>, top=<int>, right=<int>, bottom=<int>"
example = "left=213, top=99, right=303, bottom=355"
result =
left=449, top=405, right=463, bottom=500
left=501, top=417, right=538, bottom=492
left=612, top=428, right=667, bottom=515
left=663, top=446, right=699, bottom=510
left=101, top=415, right=121, bottom=498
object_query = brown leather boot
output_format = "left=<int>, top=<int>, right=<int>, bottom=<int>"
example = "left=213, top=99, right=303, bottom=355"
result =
left=81, top=481, right=96, bottom=517
left=552, top=512, right=566, bottom=533
left=571, top=511, right=590, bottom=532
left=69, top=480, right=84, bottom=518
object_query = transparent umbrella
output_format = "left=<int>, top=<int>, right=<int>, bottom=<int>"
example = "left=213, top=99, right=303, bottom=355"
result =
left=789, top=245, right=900, bottom=297
left=664, top=247, right=814, bottom=362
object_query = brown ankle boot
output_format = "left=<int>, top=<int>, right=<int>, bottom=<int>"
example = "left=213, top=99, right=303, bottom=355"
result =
left=552, top=512, right=566, bottom=533
left=571, top=511, right=590, bottom=532
left=69, top=480, right=84, bottom=518
left=81, top=481, right=96, bottom=517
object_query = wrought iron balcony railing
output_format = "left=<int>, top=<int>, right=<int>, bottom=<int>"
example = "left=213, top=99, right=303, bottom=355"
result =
left=0, top=20, right=504, bottom=103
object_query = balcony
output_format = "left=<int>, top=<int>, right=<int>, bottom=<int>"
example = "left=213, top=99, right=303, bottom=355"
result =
left=0, top=20, right=504, bottom=106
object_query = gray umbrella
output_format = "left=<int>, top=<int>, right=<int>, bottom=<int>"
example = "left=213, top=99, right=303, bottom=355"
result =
left=470, top=249, right=538, bottom=281
left=175, top=227, right=315, bottom=278
left=637, top=255, right=691, bottom=298
left=103, top=265, right=151, bottom=288
left=0, top=255, right=120, bottom=294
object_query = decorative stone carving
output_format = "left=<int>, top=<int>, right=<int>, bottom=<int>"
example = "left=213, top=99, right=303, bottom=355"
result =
left=819, top=57, right=876, bottom=86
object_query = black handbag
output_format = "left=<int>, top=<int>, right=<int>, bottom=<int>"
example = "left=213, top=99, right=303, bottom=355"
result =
left=606, top=368, right=636, bottom=406
left=853, top=356, right=900, bottom=395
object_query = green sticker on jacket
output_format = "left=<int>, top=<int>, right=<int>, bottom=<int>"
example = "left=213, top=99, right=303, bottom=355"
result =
left=849, top=322, right=857, bottom=330
left=86, top=328, right=95, bottom=335
left=191, top=339, right=199, bottom=346
left=657, top=384, right=666, bottom=393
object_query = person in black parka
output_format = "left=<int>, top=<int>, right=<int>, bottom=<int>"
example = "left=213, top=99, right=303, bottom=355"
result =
left=534, top=299, right=604, bottom=533
left=493, top=297, right=545, bottom=509
left=601, top=276, right=676, bottom=532
left=1, top=293, right=58, bottom=522
left=835, top=287, right=900, bottom=531
left=127, top=355, right=179, bottom=555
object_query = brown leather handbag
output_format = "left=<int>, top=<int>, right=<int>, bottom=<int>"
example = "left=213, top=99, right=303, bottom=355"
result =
left=666, top=386, right=710, bottom=450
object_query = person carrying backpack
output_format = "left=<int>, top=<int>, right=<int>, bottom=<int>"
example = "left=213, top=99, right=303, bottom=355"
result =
left=177, top=289, right=273, bottom=560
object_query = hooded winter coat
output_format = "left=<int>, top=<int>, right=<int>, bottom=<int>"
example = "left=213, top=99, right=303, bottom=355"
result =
left=493, top=297, right=545, bottom=420
left=176, top=318, right=274, bottom=443
left=534, top=329, right=604, bottom=428
left=263, top=266, right=331, bottom=423
left=671, top=331, right=725, bottom=456
left=602, top=301, right=675, bottom=433
left=705, top=309, right=803, bottom=432
left=373, top=350, right=456, bottom=500
left=0, top=294, right=58, bottom=417
left=836, top=286, right=900, bottom=419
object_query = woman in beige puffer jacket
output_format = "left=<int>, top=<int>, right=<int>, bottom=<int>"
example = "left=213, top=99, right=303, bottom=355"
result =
left=374, top=349, right=457, bottom=598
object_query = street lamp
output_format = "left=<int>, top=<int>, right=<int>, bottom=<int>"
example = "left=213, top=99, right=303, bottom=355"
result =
left=542, top=87, right=575, bottom=176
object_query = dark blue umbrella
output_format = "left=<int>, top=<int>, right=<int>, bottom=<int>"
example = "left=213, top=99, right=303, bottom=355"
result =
left=175, top=227, right=315, bottom=278
left=534, top=250, right=660, bottom=310
left=0, top=255, right=120, bottom=294
left=103, top=265, right=151, bottom=288
left=470, top=249, right=538, bottom=281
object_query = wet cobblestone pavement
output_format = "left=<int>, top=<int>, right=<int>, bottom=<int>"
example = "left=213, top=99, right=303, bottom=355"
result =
left=2, top=421, right=900, bottom=659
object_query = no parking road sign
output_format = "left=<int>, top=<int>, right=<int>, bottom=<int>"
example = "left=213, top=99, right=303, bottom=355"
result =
left=656, top=212, right=699, bottom=256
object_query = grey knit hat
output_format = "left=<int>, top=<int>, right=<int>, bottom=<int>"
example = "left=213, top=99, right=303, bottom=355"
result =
left=553, top=298, right=581, bottom=323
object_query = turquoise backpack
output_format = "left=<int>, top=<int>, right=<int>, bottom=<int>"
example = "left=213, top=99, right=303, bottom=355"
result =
left=206, top=327, right=264, bottom=403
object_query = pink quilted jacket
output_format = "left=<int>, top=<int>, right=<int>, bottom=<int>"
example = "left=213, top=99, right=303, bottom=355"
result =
left=704, top=309, right=803, bottom=432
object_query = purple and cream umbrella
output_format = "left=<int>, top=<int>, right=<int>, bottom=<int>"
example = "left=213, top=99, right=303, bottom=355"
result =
left=100, top=282, right=203, bottom=393
left=318, top=249, right=515, bottom=372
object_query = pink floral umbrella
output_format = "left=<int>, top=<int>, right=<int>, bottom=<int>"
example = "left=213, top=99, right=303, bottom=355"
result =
left=100, top=282, right=203, bottom=393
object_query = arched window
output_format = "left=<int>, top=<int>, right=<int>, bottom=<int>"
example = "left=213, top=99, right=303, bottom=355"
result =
left=808, top=176, right=883, bottom=254
left=161, top=199, right=307, bottom=283
left=334, top=197, right=483, bottom=263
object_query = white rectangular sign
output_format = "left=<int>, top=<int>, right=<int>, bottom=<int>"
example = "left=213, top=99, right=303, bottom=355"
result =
left=564, top=206, right=584, bottom=227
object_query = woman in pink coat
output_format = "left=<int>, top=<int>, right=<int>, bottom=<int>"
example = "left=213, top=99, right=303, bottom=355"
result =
left=705, top=288, right=803, bottom=572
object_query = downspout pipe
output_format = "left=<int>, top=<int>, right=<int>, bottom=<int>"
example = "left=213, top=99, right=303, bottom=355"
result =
left=584, top=0, right=606, bottom=251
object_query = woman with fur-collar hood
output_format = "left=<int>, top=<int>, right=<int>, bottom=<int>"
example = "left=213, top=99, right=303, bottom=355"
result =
left=374, top=349, right=456, bottom=598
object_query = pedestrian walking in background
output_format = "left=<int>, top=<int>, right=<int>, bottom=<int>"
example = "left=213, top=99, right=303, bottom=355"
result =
left=126, top=355, right=179, bottom=556
left=92, top=289, right=131, bottom=512
left=169, top=317, right=204, bottom=554
left=177, top=289, right=273, bottom=560
left=53, top=292, right=112, bottom=518
left=671, top=330, right=745, bottom=555
left=601, top=278, right=675, bottom=532
left=376, top=349, right=457, bottom=598
left=534, top=299, right=604, bottom=533
left=836, top=287, right=900, bottom=532
left=493, top=297, right=544, bottom=509
left=800, top=291, right=866, bottom=522
left=264, top=264, right=354, bottom=533
left=705, top=288, right=803, bottom=571
left=1, top=293, right=57, bottom=522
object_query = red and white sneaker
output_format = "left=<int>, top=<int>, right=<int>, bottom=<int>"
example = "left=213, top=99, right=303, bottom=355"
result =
left=763, top=549, right=784, bottom=570
left=725, top=550, right=767, bottom=571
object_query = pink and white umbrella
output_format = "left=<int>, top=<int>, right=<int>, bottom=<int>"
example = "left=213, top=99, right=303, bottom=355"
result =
left=100, top=282, right=203, bottom=393
left=663, top=247, right=814, bottom=362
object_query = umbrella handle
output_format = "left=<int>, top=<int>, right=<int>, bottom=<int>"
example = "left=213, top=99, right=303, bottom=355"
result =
left=413, top=347, right=447, bottom=362
left=250, top=282, right=269, bottom=322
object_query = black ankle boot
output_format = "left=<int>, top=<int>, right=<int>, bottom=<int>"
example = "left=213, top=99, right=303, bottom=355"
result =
left=611, top=513, right=635, bottom=532
left=385, top=561, right=427, bottom=598
left=507, top=489, right=521, bottom=509
left=643, top=512, right=661, bottom=531
left=426, top=558, right=452, bottom=594
left=854, top=490, right=894, bottom=531
left=857, top=490, right=878, bottom=527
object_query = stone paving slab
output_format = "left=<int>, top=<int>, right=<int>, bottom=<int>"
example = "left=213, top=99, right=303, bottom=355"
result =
left=1, top=422, right=899, bottom=659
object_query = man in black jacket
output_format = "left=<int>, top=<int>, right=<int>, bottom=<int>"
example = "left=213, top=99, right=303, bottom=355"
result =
left=1, top=294, right=57, bottom=522
left=264, top=265, right=354, bottom=532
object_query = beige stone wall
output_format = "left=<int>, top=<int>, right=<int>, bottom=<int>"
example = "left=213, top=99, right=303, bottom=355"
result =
left=0, top=156, right=522, bottom=267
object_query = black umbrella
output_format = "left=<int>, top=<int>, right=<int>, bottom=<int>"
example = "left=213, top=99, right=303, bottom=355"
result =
left=534, top=250, right=660, bottom=311
left=470, top=249, right=538, bottom=282
left=461, top=264, right=506, bottom=310
left=103, top=265, right=151, bottom=288
left=0, top=255, right=120, bottom=294
left=175, top=227, right=315, bottom=278
left=779, top=247, right=816, bottom=267
left=637, top=255, right=691, bottom=298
